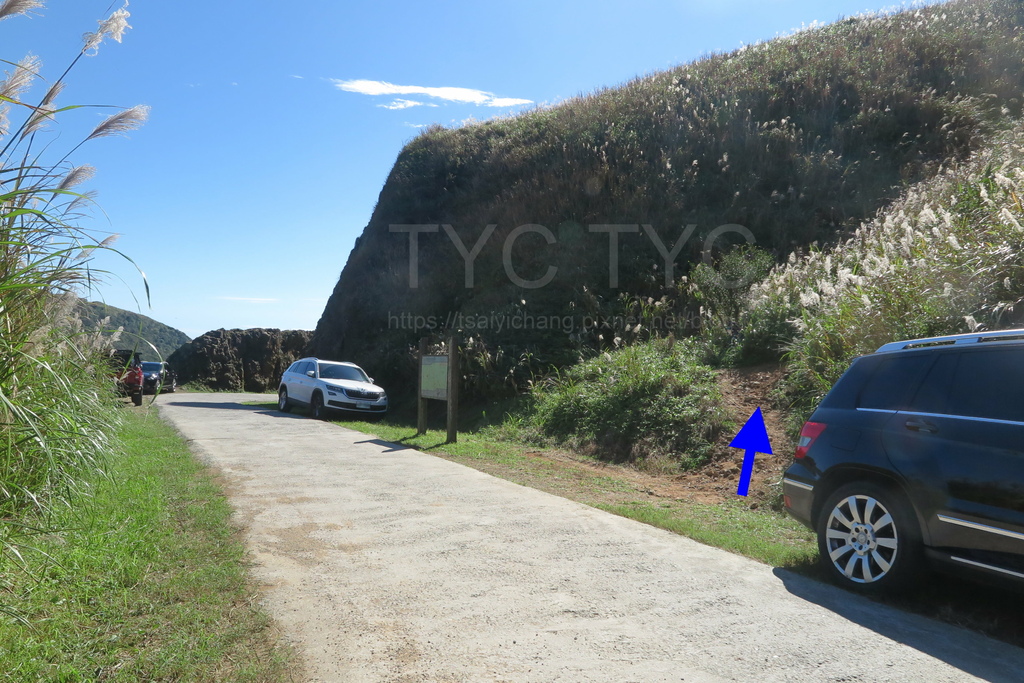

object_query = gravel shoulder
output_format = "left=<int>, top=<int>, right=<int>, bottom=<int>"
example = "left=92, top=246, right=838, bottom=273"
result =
left=158, top=393, right=1024, bottom=683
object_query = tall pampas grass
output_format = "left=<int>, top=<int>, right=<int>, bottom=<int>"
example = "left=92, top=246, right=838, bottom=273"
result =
left=743, top=121, right=1024, bottom=410
left=0, top=0, right=42, bottom=22
left=0, top=0, right=148, bottom=599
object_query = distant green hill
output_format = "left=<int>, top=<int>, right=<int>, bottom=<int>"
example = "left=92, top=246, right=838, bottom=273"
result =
left=309, top=0, right=1024, bottom=402
left=76, top=300, right=190, bottom=361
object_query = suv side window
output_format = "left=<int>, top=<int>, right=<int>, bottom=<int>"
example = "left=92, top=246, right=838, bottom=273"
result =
left=857, top=354, right=932, bottom=410
left=906, top=352, right=957, bottom=415
left=945, top=348, right=1024, bottom=422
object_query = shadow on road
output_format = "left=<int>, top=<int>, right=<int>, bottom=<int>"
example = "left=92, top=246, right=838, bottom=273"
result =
left=160, top=400, right=311, bottom=420
left=161, top=400, right=268, bottom=411
left=353, top=438, right=413, bottom=453
left=773, top=568, right=1022, bottom=681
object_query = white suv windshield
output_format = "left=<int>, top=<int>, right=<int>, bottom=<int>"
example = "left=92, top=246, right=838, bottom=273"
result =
left=318, top=363, right=368, bottom=383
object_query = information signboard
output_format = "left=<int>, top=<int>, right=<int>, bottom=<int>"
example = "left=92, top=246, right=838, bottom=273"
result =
left=417, top=337, right=459, bottom=442
left=420, top=355, right=449, bottom=401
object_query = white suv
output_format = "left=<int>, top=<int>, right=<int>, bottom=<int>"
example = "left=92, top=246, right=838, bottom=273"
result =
left=277, top=358, right=388, bottom=419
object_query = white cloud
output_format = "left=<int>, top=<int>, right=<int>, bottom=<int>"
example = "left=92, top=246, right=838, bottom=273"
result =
left=378, top=98, right=436, bottom=110
left=486, top=97, right=533, bottom=107
left=332, top=79, right=532, bottom=108
left=216, top=296, right=279, bottom=303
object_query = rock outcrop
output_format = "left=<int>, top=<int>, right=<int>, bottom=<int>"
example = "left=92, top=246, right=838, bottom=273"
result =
left=168, top=328, right=312, bottom=392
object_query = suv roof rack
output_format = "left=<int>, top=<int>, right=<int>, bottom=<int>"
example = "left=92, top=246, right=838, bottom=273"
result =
left=876, top=328, right=1024, bottom=353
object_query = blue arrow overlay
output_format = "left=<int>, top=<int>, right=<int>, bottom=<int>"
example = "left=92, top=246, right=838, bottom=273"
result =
left=729, top=407, right=773, bottom=497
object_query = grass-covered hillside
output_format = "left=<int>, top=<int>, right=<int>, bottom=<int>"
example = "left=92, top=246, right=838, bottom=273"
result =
left=75, top=299, right=191, bottom=360
left=312, top=0, right=1024, bottom=401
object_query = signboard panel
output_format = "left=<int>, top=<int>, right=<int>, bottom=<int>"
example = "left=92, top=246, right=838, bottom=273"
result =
left=420, top=355, right=449, bottom=400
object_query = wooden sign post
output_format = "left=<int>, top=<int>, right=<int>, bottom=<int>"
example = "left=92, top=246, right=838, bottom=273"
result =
left=417, top=336, right=459, bottom=443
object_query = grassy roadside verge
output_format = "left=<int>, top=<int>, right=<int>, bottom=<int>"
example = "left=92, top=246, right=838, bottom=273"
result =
left=0, top=408, right=297, bottom=682
left=323, top=413, right=816, bottom=568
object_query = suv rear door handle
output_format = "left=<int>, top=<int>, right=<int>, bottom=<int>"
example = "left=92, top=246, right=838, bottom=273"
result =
left=905, top=418, right=938, bottom=434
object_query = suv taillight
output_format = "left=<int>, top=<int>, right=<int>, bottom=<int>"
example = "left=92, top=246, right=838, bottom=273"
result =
left=795, top=421, right=827, bottom=459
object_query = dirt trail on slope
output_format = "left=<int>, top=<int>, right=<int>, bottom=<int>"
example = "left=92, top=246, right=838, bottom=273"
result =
left=709, top=363, right=796, bottom=504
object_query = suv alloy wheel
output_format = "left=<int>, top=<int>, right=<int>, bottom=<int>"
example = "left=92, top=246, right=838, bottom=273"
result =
left=817, top=482, right=921, bottom=593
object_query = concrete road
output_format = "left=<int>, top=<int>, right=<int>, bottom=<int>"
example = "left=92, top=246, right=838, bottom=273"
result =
left=158, top=393, right=1024, bottom=682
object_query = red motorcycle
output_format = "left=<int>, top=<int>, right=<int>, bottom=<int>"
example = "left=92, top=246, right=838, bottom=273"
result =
left=109, top=350, right=144, bottom=406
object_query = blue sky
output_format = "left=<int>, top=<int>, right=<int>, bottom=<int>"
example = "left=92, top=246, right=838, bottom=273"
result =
left=4, top=0, right=927, bottom=338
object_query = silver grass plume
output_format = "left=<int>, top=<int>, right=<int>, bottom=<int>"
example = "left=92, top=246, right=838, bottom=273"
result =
left=0, top=54, right=42, bottom=101
left=82, top=4, right=131, bottom=55
left=22, top=79, right=64, bottom=137
left=74, top=233, right=119, bottom=261
left=97, top=234, right=118, bottom=249
left=0, top=54, right=41, bottom=136
left=0, top=0, right=44, bottom=22
left=57, top=165, right=95, bottom=191
left=66, top=189, right=98, bottom=215
left=86, top=104, right=149, bottom=141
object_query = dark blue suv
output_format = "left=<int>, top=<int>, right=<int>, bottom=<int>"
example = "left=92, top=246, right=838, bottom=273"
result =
left=783, top=328, right=1024, bottom=593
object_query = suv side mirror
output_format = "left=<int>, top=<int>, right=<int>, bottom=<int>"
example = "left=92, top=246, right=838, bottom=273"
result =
left=306, top=370, right=316, bottom=378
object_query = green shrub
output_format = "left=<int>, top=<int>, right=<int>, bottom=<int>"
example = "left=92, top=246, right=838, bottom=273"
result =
left=735, top=293, right=798, bottom=364
left=525, top=338, right=731, bottom=469
left=689, top=245, right=776, bottom=365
